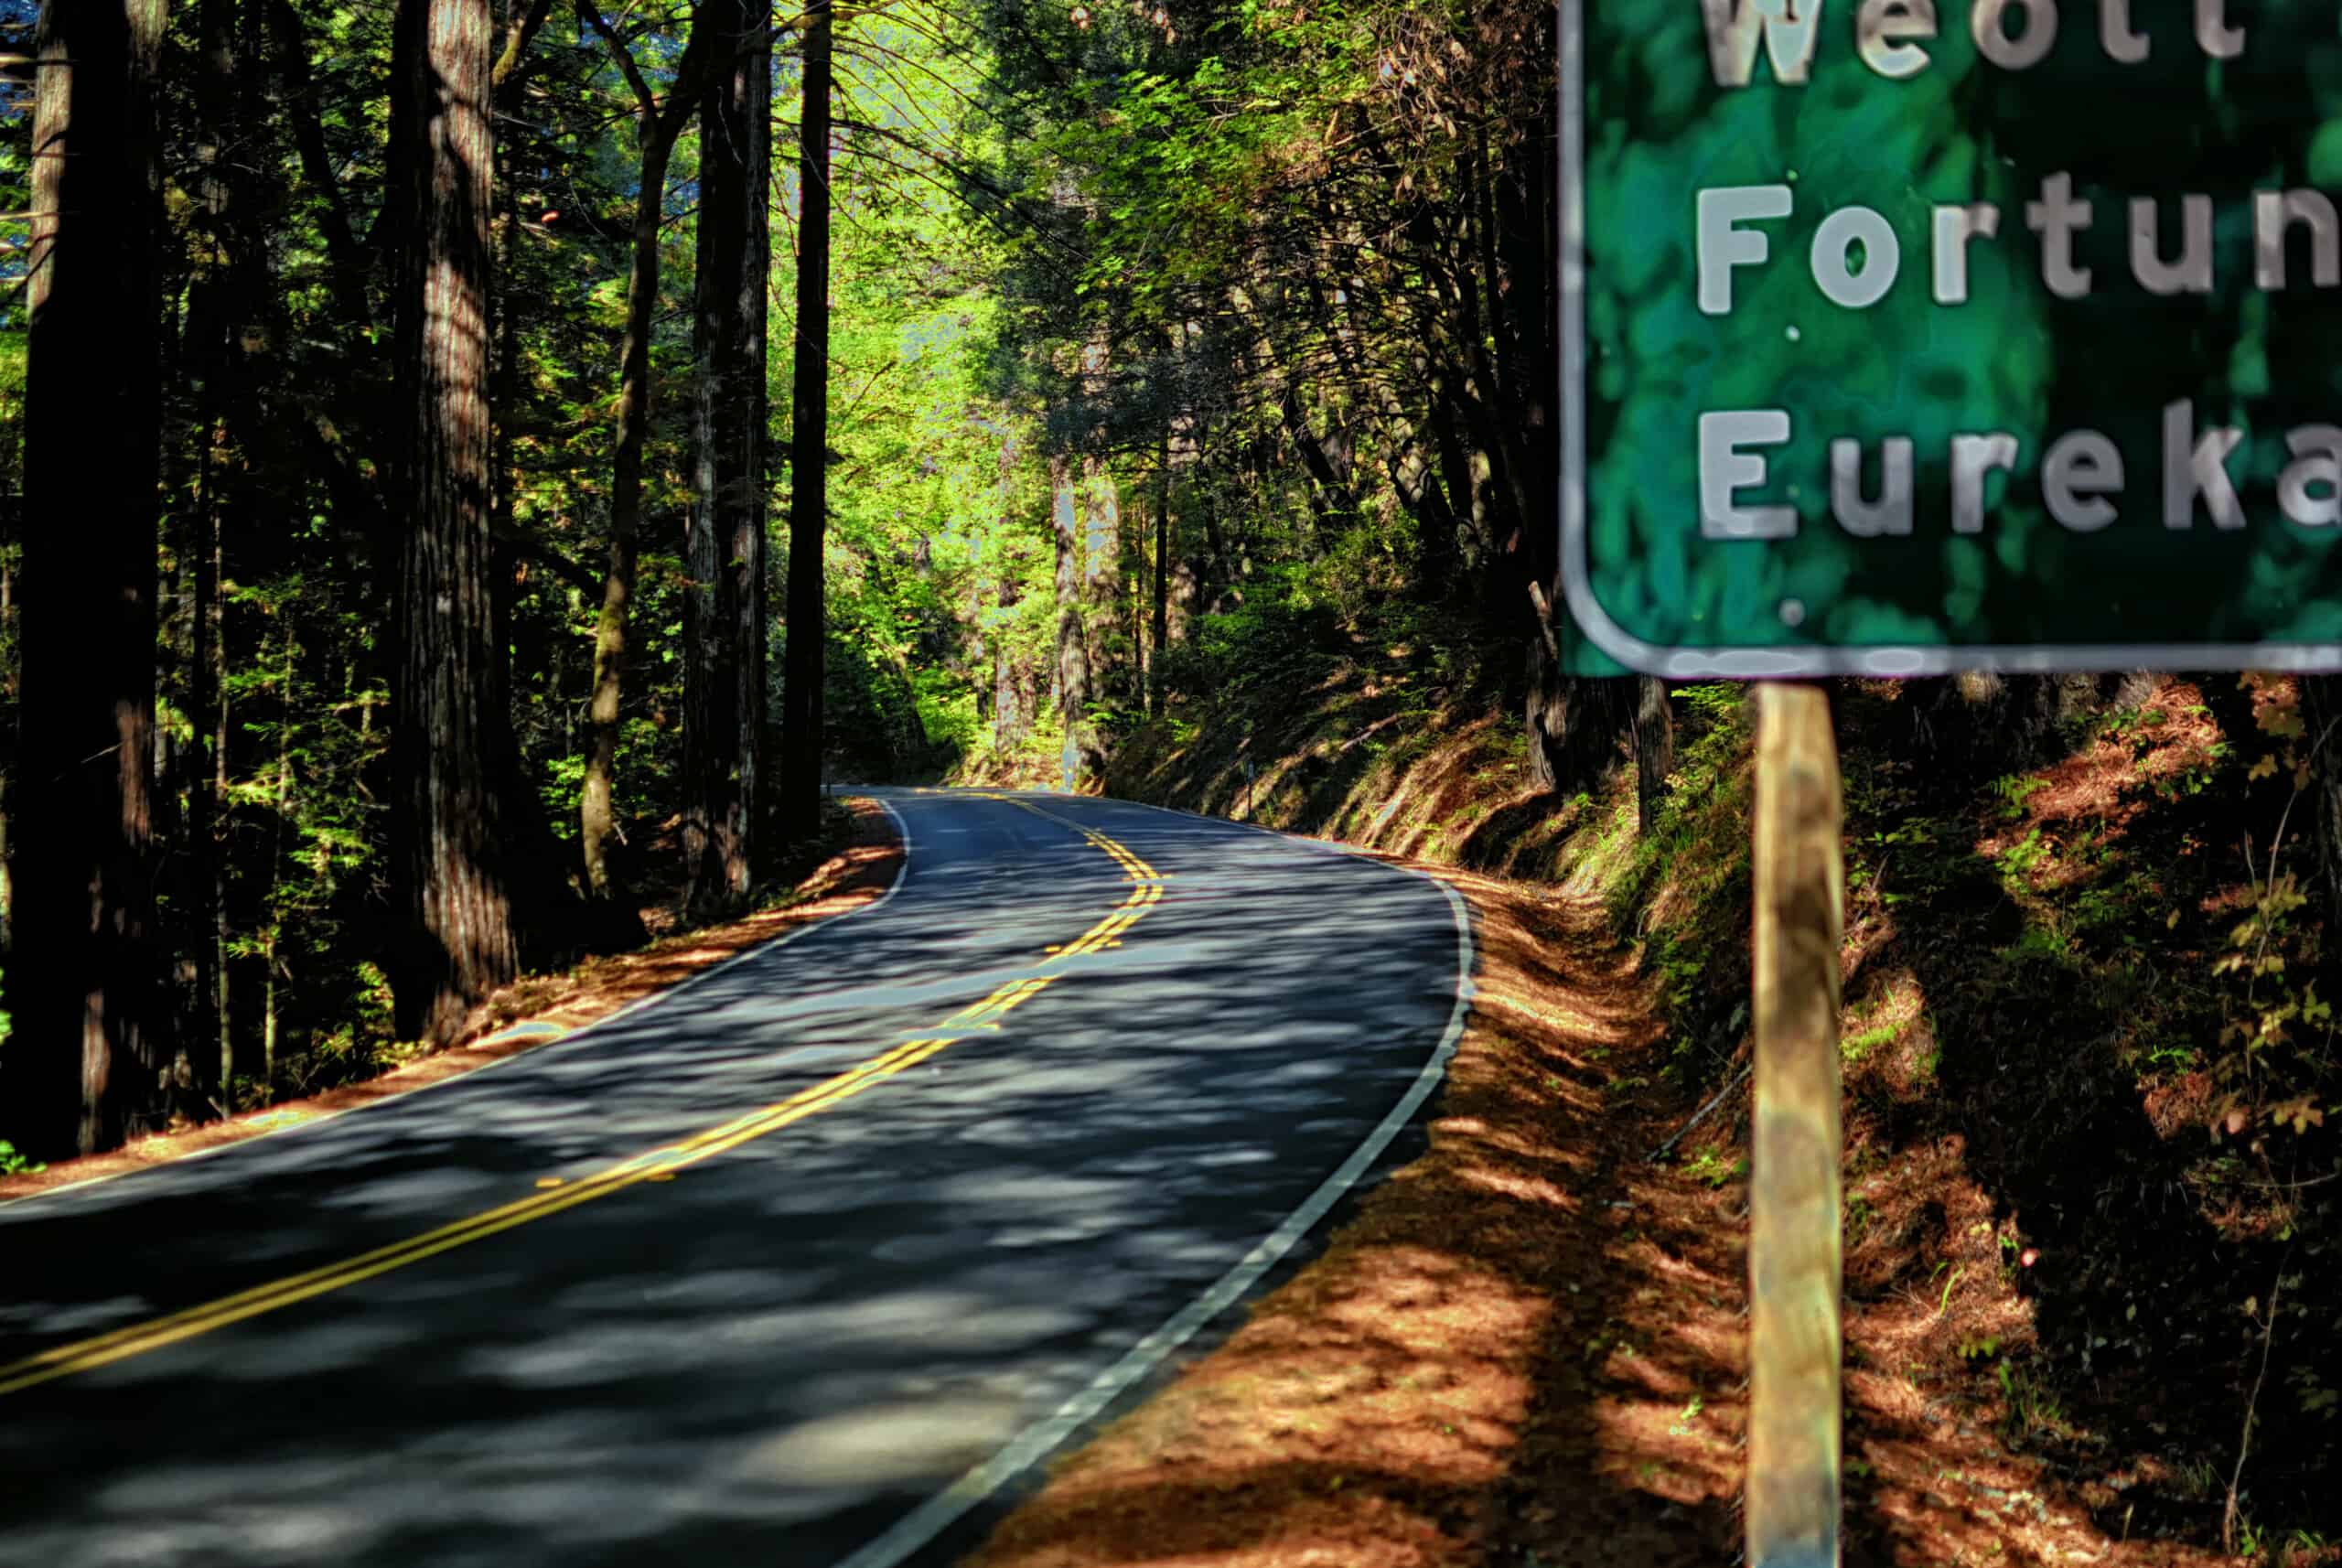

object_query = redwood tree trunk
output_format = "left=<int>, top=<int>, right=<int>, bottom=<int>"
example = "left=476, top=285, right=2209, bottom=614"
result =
left=388, top=0, right=521, bottom=1045
left=1051, top=455, right=1090, bottom=787
left=8, top=0, right=173, bottom=1159
left=1632, top=675, right=1674, bottom=832
left=1150, top=456, right=1170, bottom=716
left=182, top=0, right=257, bottom=1112
left=580, top=7, right=706, bottom=899
left=991, top=435, right=1028, bottom=751
left=1078, top=317, right=1125, bottom=708
left=779, top=0, right=833, bottom=842
left=994, top=580, right=1027, bottom=751
left=686, top=0, right=771, bottom=905
left=1523, top=622, right=1571, bottom=795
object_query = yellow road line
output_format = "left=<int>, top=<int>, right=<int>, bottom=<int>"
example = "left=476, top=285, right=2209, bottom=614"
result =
left=0, top=1039, right=943, bottom=1398
left=0, top=802, right=1168, bottom=1401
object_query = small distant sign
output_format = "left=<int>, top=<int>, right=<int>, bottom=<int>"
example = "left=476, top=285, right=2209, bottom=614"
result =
left=1559, top=0, right=2342, bottom=674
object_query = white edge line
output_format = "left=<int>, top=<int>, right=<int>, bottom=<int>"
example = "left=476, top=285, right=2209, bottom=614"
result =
left=834, top=794, right=1476, bottom=1568
left=0, top=797, right=918, bottom=1216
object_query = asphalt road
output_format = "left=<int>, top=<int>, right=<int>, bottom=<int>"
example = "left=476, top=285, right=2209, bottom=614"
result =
left=0, top=789, right=1470, bottom=1568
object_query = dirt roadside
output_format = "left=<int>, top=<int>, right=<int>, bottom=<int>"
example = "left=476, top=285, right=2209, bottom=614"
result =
left=0, top=798, right=904, bottom=1205
left=958, top=849, right=2223, bottom=1568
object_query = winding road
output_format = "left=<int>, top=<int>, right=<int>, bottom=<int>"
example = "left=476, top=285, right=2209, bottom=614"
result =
left=0, top=789, right=1471, bottom=1568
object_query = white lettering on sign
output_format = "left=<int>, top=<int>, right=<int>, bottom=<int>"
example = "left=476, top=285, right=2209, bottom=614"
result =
left=1930, top=203, right=1998, bottom=304
left=1698, top=175, right=2342, bottom=309
left=1701, top=0, right=2248, bottom=85
left=1674, top=8, right=2336, bottom=552
left=2280, top=426, right=2342, bottom=526
left=1698, top=0, right=1827, bottom=87
left=1692, top=413, right=2342, bottom=537
left=2256, top=190, right=2340, bottom=289
left=2042, top=430, right=2123, bottom=531
left=2163, top=399, right=2246, bottom=531
left=1855, top=0, right=1937, bottom=76
left=1810, top=206, right=1900, bottom=306
left=1698, top=185, right=1794, bottom=314
left=1700, top=411, right=1799, bottom=539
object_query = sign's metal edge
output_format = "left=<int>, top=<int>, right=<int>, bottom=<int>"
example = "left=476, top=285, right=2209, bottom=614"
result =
left=1551, top=0, right=2342, bottom=679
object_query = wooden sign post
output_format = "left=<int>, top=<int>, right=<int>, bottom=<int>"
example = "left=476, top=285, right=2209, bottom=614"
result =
left=1746, top=682, right=1844, bottom=1568
left=1552, top=0, right=2342, bottom=1555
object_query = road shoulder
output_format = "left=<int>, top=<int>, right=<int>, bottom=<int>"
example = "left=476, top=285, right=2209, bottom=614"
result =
left=955, top=855, right=1741, bottom=1568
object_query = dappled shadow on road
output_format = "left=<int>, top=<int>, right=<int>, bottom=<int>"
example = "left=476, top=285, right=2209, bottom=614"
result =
left=0, top=792, right=1472, bottom=1568
left=961, top=861, right=1750, bottom=1568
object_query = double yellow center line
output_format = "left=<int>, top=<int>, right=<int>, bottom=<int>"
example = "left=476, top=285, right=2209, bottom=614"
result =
left=0, top=800, right=1163, bottom=1400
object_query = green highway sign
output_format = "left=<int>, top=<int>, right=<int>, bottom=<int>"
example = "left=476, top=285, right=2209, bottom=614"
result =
left=1560, top=0, right=2342, bottom=675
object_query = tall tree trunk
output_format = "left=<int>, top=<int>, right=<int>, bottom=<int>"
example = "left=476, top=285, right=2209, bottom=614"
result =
left=188, top=424, right=227, bottom=1107
left=1051, top=455, right=1090, bottom=788
left=1523, top=618, right=1571, bottom=795
left=993, top=582, right=1026, bottom=751
left=9, top=0, right=172, bottom=1159
left=1079, top=329, right=1123, bottom=709
left=487, top=151, right=522, bottom=733
left=729, top=25, right=771, bottom=862
left=686, top=0, right=772, bottom=905
left=580, top=4, right=706, bottom=899
left=990, top=432, right=1027, bottom=751
left=204, top=493, right=230, bottom=1099
left=779, top=0, right=833, bottom=843
left=1150, top=450, right=1171, bottom=717
left=1901, top=672, right=2067, bottom=773
left=1632, top=675, right=1674, bottom=832
left=177, top=0, right=251, bottom=1115
left=0, top=532, right=14, bottom=972
left=387, top=0, right=520, bottom=1045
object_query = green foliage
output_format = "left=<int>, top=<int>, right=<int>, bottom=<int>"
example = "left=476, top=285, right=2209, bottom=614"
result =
left=1989, top=773, right=2048, bottom=820
left=1995, top=1359, right=2068, bottom=1445
left=2206, top=677, right=2339, bottom=1148
left=1595, top=683, right=1754, bottom=1103
left=1996, top=825, right=2051, bottom=881
left=1682, top=1146, right=1746, bottom=1189
left=1841, top=1021, right=1899, bottom=1063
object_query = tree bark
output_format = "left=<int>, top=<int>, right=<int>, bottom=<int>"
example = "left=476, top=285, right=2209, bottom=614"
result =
left=1901, top=672, right=2068, bottom=774
left=9, top=0, right=173, bottom=1158
left=1150, top=455, right=1170, bottom=716
left=1633, top=675, right=1674, bottom=832
left=685, top=0, right=771, bottom=905
left=993, top=583, right=1027, bottom=751
left=177, top=0, right=259, bottom=1115
left=1523, top=623, right=1570, bottom=795
left=779, top=0, right=833, bottom=843
left=387, top=0, right=521, bottom=1046
left=580, top=4, right=706, bottom=900
left=991, top=430, right=1028, bottom=752
left=1078, top=328, right=1123, bottom=708
left=1051, top=454, right=1090, bottom=787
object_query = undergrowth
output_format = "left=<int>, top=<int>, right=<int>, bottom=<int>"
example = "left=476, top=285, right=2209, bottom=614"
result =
left=1613, top=674, right=2342, bottom=1562
left=1087, top=583, right=2342, bottom=1562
